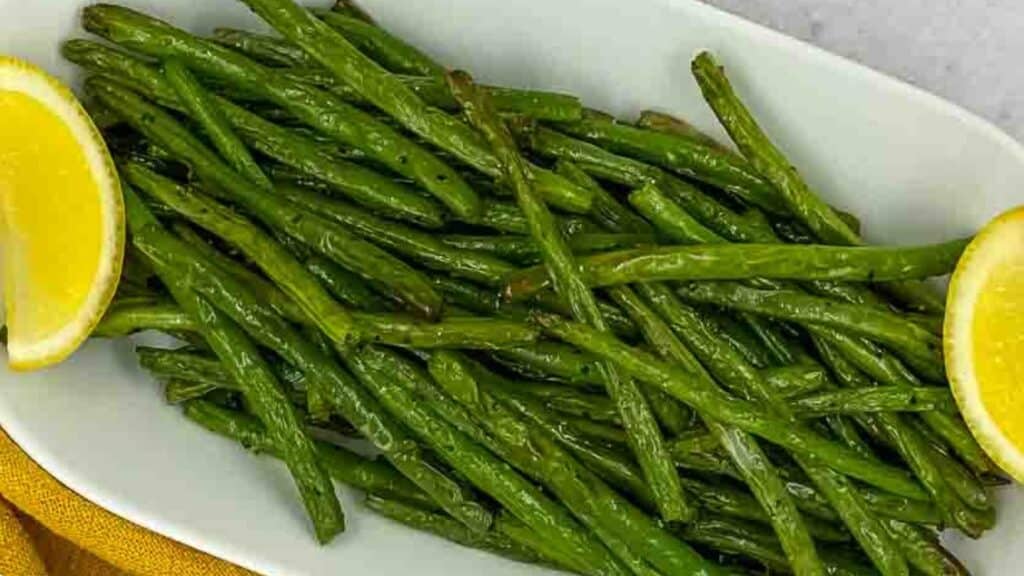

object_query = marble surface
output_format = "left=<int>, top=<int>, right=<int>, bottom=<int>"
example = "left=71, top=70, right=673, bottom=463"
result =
left=703, top=0, right=1024, bottom=141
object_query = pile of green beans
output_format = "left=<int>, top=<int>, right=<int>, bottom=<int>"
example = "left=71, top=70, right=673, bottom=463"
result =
left=76, top=1, right=987, bottom=574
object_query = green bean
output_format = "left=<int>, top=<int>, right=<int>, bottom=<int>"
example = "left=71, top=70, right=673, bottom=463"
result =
left=81, top=5, right=478, bottom=220
left=349, top=346, right=628, bottom=576
left=315, top=10, right=444, bottom=76
left=518, top=125, right=774, bottom=242
left=272, top=181, right=517, bottom=286
left=58, top=36, right=444, bottom=226
left=364, top=496, right=545, bottom=566
left=881, top=519, right=970, bottom=576
left=447, top=70, right=691, bottom=523
left=813, top=336, right=990, bottom=537
left=126, top=187, right=491, bottom=531
left=677, top=282, right=943, bottom=369
left=165, top=379, right=223, bottom=404
left=628, top=183, right=721, bottom=244
left=607, top=285, right=698, bottom=434
left=123, top=187, right=344, bottom=542
left=759, top=364, right=830, bottom=398
left=635, top=109, right=728, bottom=151
left=690, top=52, right=943, bottom=314
left=100, top=86, right=441, bottom=317
left=501, top=239, right=968, bottom=300
left=677, top=478, right=850, bottom=543
left=303, top=255, right=392, bottom=312
left=537, top=314, right=927, bottom=500
left=211, top=28, right=318, bottom=67
left=429, top=351, right=724, bottom=576
left=556, top=160, right=652, bottom=233
left=669, top=432, right=943, bottom=525
left=791, top=387, right=955, bottom=418
left=492, top=511, right=585, bottom=572
left=183, top=399, right=435, bottom=508
left=356, top=314, right=539, bottom=350
left=94, top=301, right=196, bottom=337
left=528, top=291, right=640, bottom=340
left=439, top=233, right=654, bottom=266
left=237, top=0, right=597, bottom=217
left=106, top=298, right=538, bottom=352
left=170, top=221, right=309, bottom=323
left=609, top=284, right=823, bottom=573
left=814, top=329, right=992, bottom=475
left=218, top=101, right=446, bottom=228
left=690, top=52, right=848, bottom=244
left=470, top=200, right=596, bottom=236
left=680, top=517, right=877, bottom=576
left=558, top=115, right=786, bottom=216
left=496, top=380, right=619, bottom=424
left=138, top=347, right=231, bottom=386
left=163, top=58, right=271, bottom=188
left=126, top=163, right=369, bottom=342
left=286, top=66, right=584, bottom=121
left=641, top=284, right=904, bottom=575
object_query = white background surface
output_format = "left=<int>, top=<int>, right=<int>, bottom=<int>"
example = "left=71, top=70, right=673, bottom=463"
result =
left=1, top=1, right=1023, bottom=575
left=704, top=0, right=1024, bottom=141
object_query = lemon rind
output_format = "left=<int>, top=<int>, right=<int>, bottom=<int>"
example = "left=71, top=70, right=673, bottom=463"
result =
left=0, top=57, right=124, bottom=370
left=945, top=205, right=1024, bottom=481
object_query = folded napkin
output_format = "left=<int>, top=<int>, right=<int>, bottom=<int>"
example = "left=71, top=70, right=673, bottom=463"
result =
left=0, top=427, right=256, bottom=576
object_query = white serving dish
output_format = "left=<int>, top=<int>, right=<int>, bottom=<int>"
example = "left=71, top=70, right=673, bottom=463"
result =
left=1, top=0, right=1023, bottom=574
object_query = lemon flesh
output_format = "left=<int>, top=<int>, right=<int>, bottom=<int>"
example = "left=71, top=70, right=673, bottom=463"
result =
left=0, top=57, right=123, bottom=370
left=946, top=206, right=1024, bottom=480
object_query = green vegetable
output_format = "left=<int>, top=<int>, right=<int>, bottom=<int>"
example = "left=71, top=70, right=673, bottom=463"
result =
left=881, top=519, right=970, bottom=576
left=162, top=58, right=271, bottom=189
left=126, top=187, right=491, bottom=531
left=536, top=314, right=927, bottom=500
left=501, top=240, right=968, bottom=300
left=556, top=160, right=652, bottom=234
left=98, top=85, right=442, bottom=318
left=518, top=124, right=776, bottom=243
left=690, top=51, right=943, bottom=314
left=303, top=256, right=392, bottom=312
left=272, top=181, right=517, bottom=286
left=449, top=69, right=691, bottom=523
left=429, top=352, right=724, bottom=576
left=122, top=185, right=344, bottom=543
left=348, top=346, right=629, bottom=576
left=644, top=283, right=907, bottom=576
left=284, top=65, right=583, bottom=121
left=236, top=0, right=594, bottom=217
left=558, top=115, right=785, bottom=215
left=629, top=183, right=721, bottom=244
left=816, top=329, right=992, bottom=475
left=62, top=39, right=447, bottom=227
left=606, top=286, right=697, bottom=434
left=211, top=27, right=318, bottom=67
left=184, top=399, right=435, bottom=509
left=81, top=4, right=479, bottom=219
left=676, top=282, right=944, bottom=369
left=364, top=496, right=546, bottom=566
left=791, top=386, right=955, bottom=418
left=635, top=109, right=727, bottom=151
left=315, top=10, right=444, bottom=76
left=813, top=336, right=991, bottom=537
left=439, top=233, right=654, bottom=266
left=94, top=301, right=196, bottom=337
left=679, top=516, right=877, bottom=576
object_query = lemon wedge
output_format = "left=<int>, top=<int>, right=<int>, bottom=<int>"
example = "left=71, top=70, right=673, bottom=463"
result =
left=946, top=206, right=1024, bottom=480
left=0, top=56, right=124, bottom=370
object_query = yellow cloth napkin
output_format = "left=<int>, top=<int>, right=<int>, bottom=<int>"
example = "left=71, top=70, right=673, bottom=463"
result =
left=0, top=427, right=257, bottom=576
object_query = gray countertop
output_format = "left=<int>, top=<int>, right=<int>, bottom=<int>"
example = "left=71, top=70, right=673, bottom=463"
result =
left=704, top=0, right=1024, bottom=141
